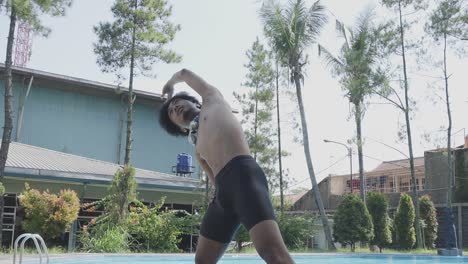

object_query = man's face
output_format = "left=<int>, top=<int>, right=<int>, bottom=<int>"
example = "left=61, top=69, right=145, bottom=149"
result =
left=168, top=98, right=198, bottom=129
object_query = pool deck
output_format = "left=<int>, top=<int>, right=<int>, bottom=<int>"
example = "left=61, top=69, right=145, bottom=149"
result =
left=0, top=253, right=201, bottom=264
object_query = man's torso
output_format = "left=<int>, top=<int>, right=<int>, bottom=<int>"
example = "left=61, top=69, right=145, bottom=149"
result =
left=196, top=96, right=250, bottom=177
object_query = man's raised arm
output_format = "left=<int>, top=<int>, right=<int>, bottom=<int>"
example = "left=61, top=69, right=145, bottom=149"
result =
left=162, top=69, right=221, bottom=101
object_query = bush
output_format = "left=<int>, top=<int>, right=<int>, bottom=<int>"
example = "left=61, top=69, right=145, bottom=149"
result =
left=394, top=193, right=416, bottom=249
left=419, top=195, right=438, bottom=249
left=333, top=194, right=373, bottom=252
left=278, top=213, right=316, bottom=249
left=367, top=192, right=392, bottom=252
left=108, top=165, right=137, bottom=225
left=79, top=197, right=195, bottom=253
left=79, top=223, right=130, bottom=253
left=127, top=199, right=195, bottom=252
left=19, top=184, right=80, bottom=239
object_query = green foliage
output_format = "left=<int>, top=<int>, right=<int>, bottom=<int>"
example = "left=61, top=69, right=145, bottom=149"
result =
left=79, top=223, right=131, bottom=253
left=79, top=197, right=196, bottom=253
left=394, top=194, right=416, bottom=249
left=319, top=10, right=390, bottom=107
left=94, top=0, right=181, bottom=164
left=425, top=0, right=467, bottom=41
left=278, top=213, right=316, bottom=249
left=367, top=192, right=392, bottom=251
left=260, top=0, right=327, bottom=73
left=77, top=166, right=136, bottom=249
left=419, top=195, right=438, bottom=249
left=127, top=199, right=195, bottom=252
left=234, top=38, right=284, bottom=194
left=94, top=0, right=181, bottom=76
left=108, top=165, right=137, bottom=225
left=234, top=225, right=250, bottom=252
left=19, top=183, right=80, bottom=239
left=380, top=0, right=427, bottom=10
left=2, top=0, right=73, bottom=36
left=318, top=11, right=392, bottom=200
left=0, top=182, right=4, bottom=195
left=333, top=194, right=374, bottom=251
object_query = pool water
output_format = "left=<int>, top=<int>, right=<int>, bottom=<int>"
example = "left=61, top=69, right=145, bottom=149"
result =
left=40, top=254, right=468, bottom=264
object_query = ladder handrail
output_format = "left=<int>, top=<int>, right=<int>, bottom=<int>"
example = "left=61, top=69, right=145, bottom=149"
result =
left=34, top=235, right=49, bottom=259
left=20, top=235, right=42, bottom=264
left=13, top=233, right=49, bottom=264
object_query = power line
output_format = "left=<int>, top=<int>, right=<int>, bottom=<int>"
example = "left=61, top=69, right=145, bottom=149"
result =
left=286, top=154, right=348, bottom=190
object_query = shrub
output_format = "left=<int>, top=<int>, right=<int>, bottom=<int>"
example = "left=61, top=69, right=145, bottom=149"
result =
left=419, top=195, right=438, bottom=249
left=333, top=194, right=373, bottom=252
left=278, top=213, right=316, bottom=249
left=128, top=200, right=182, bottom=252
left=19, top=184, right=80, bottom=239
left=367, top=192, right=392, bottom=252
left=394, top=193, right=416, bottom=249
left=79, top=223, right=130, bottom=253
left=107, top=165, right=137, bottom=225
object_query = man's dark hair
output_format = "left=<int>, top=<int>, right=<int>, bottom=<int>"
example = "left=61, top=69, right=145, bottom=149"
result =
left=159, top=92, right=201, bottom=137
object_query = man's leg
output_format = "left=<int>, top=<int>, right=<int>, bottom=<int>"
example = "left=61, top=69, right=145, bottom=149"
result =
left=249, top=220, right=295, bottom=264
left=195, top=235, right=230, bottom=264
left=197, top=196, right=240, bottom=264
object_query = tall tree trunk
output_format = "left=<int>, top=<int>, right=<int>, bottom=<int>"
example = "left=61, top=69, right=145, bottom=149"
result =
left=443, top=33, right=457, bottom=249
left=398, top=0, right=422, bottom=249
left=444, top=34, right=453, bottom=208
left=293, top=73, right=335, bottom=250
left=0, top=6, right=18, bottom=245
left=443, top=33, right=452, bottom=209
left=124, top=0, right=138, bottom=165
left=355, top=102, right=366, bottom=203
left=237, top=241, right=242, bottom=252
left=253, top=85, right=258, bottom=161
left=275, top=61, right=284, bottom=215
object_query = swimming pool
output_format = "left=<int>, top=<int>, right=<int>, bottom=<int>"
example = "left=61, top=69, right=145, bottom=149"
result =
left=32, top=254, right=468, bottom=264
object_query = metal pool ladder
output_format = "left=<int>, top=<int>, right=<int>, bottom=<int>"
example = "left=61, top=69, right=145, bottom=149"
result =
left=13, top=233, right=49, bottom=264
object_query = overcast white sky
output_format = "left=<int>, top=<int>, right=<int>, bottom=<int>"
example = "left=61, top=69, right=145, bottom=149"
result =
left=1, top=0, right=467, bottom=192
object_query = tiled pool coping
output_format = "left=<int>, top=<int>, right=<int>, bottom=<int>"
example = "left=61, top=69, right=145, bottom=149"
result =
left=0, top=252, right=462, bottom=264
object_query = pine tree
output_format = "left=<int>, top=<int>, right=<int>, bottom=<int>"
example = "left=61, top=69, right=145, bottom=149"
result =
left=395, top=193, right=416, bottom=249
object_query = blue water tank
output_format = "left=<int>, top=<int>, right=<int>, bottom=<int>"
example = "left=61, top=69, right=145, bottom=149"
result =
left=176, top=153, right=192, bottom=173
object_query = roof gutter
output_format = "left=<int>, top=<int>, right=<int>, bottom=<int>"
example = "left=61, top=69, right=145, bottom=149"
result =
left=5, top=167, right=202, bottom=192
left=0, top=63, right=165, bottom=102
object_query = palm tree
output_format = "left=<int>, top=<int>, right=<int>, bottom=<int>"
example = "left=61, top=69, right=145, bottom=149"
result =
left=318, top=11, right=389, bottom=204
left=260, top=0, right=335, bottom=249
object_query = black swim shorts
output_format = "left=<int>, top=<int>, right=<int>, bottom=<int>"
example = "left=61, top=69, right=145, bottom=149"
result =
left=200, top=155, right=276, bottom=243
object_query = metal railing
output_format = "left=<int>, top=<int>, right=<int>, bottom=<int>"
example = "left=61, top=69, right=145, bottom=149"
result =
left=13, top=233, right=49, bottom=264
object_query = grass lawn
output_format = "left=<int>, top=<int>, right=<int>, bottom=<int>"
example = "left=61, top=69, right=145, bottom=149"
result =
left=230, top=246, right=440, bottom=255
left=2, top=246, right=67, bottom=254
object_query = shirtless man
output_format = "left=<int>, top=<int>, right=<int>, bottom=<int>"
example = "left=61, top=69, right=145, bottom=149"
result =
left=159, top=69, right=295, bottom=264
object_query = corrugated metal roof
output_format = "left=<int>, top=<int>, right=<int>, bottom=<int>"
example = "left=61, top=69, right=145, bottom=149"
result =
left=371, top=157, right=425, bottom=172
left=4, top=142, right=201, bottom=191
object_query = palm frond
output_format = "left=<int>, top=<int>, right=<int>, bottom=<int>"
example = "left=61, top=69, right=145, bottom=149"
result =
left=261, top=0, right=327, bottom=72
left=260, top=0, right=292, bottom=62
left=318, top=44, right=343, bottom=70
left=304, top=0, right=327, bottom=44
left=335, top=19, right=349, bottom=49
